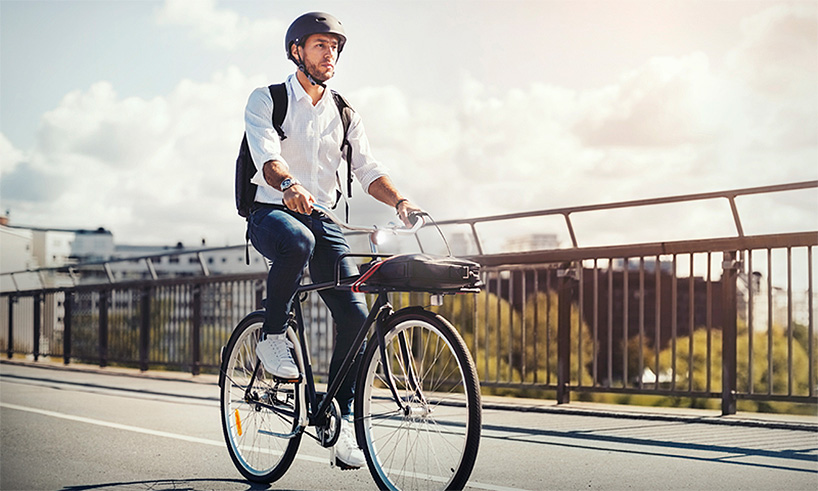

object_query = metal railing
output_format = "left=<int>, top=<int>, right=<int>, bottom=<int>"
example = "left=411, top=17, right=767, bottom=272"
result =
left=2, top=181, right=816, bottom=415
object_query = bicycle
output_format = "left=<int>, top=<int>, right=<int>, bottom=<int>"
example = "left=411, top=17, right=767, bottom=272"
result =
left=218, top=203, right=482, bottom=490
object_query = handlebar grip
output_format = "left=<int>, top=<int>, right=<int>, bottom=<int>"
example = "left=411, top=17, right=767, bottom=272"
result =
left=408, top=211, right=426, bottom=227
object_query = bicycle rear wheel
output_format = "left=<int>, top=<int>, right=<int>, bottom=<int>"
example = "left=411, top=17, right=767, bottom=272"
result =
left=219, top=312, right=304, bottom=483
left=354, top=307, right=481, bottom=491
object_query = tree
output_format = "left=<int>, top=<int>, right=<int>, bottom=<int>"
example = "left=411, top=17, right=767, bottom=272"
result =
left=429, top=290, right=593, bottom=394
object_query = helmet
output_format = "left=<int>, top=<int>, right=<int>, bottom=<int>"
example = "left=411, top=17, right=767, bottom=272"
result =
left=285, top=12, right=347, bottom=63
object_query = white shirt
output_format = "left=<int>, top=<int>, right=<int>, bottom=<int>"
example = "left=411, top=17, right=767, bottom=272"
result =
left=244, top=73, right=389, bottom=207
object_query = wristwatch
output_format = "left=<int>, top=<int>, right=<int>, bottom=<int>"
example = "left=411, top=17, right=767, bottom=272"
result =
left=279, top=177, right=300, bottom=192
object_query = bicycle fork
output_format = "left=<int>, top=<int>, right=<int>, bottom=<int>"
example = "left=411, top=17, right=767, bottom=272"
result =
left=375, top=301, right=428, bottom=415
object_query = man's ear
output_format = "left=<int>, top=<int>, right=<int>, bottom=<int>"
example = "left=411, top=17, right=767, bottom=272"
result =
left=290, top=43, right=301, bottom=62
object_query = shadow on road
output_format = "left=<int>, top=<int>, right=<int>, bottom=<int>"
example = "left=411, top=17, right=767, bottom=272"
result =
left=62, top=478, right=271, bottom=491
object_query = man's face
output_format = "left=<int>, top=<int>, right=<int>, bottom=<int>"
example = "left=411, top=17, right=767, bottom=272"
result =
left=295, top=33, right=340, bottom=82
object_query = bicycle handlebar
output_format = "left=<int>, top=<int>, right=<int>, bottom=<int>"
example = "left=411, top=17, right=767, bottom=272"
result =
left=312, top=202, right=425, bottom=236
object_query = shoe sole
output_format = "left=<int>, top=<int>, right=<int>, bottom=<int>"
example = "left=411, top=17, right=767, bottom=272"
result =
left=335, top=457, right=363, bottom=470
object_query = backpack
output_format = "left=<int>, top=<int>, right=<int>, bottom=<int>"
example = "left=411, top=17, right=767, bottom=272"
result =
left=234, top=83, right=355, bottom=220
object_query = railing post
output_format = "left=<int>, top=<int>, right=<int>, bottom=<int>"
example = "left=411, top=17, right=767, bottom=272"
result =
left=7, top=295, right=14, bottom=359
left=99, top=290, right=109, bottom=368
left=721, top=251, right=739, bottom=415
left=33, top=293, right=41, bottom=362
left=191, top=284, right=202, bottom=376
left=63, top=291, right=73, bottom=365
left=557, top=264, right=575, bottom=404
left=139, top=286, right=151, bottom=371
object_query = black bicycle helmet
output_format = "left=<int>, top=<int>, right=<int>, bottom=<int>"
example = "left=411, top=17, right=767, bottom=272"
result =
left=285, top=12, right=347, bottom=63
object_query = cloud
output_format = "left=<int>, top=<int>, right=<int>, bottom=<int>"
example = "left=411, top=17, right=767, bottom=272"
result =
left=0, top=133, right=24, bottom=174
left=728, top=4, right=818, bottom=99
left=154, top=0, right=283, bottom=51
left=345, top=6, right=816, bottom=243
left=1, top=3, right=814, bottom=253
left=574, top=53, right=720, bottom=148
left=1, top=130, right=70, bottom=204
left=1, top=66, right=265, bottom=245
left=38, top=82, right=169, bottom=168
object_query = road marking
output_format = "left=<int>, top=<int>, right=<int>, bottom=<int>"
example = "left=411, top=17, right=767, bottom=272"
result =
left=0, top=402, right=525, bottom=491
left=0, top=402, right=321, bottom=461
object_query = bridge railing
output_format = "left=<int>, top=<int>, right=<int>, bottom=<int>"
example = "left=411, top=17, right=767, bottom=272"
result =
left=2, top=181, right=816, bottom=415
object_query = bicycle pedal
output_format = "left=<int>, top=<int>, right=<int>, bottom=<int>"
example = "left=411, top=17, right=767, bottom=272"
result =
left=272, top=374, right=302, bottom=384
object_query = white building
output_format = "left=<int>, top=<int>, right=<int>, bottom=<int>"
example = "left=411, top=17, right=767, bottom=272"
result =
left=0, top=224, right=37, bottom=272
left=1, top=219, right=267, bottom=284
left=738, top=271, right=815, bottom=332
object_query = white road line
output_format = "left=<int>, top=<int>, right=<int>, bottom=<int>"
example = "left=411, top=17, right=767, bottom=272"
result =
left=0, top=402, right=322, bottom=462
left=0, top=402, right=527, bottom=491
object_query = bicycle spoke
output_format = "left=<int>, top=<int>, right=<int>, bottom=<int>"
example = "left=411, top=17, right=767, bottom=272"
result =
left=220, top=315, right=303, bottom=483
left=356, top=312, right=481, bottom=490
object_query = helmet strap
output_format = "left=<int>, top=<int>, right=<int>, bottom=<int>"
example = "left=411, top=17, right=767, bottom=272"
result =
left=293, top=48, right=327, bottom=88
left=299, top=64, right=326, bottom=88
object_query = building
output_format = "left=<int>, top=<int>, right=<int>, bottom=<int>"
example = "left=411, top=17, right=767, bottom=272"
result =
left=1, top=223, right=114, bottom=273
left=0, top=224, right=37, bottom=273
left=503, top=233, right=559, bottom=253
left=1, top=221, right=267, bottom=285
left=0, top=221, right=268, bottom=354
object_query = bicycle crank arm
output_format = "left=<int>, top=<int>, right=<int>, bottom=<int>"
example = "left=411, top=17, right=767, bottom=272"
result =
left=257, top=426, right=304, bottom=440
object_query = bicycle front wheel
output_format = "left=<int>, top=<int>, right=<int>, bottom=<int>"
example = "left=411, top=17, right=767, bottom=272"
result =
left=354, top=307, right=481, bottom=491
left=220, top=312, right=304, bottom=483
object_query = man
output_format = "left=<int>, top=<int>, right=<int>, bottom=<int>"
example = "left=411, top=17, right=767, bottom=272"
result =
left=243, top=12, right=421, bottom=469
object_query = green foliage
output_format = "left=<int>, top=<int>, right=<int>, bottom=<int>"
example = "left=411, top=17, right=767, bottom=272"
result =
left=420, top=288, right=814, bottom=414
left=617, top=319, right=816, bottom=414
left=430, top=290, right=594, bottom=393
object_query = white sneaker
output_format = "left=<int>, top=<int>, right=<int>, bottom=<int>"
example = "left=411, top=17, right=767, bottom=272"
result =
left=256, top=333, right=299, bottom=380
left=335, top=417, right=366, bottom=469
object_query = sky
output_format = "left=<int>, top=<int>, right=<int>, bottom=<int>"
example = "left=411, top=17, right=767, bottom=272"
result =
left=1, top=0, right=816, bottom=253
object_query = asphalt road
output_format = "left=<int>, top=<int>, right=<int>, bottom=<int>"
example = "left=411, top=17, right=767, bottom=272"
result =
left=1, top=361, right=816, bottom=491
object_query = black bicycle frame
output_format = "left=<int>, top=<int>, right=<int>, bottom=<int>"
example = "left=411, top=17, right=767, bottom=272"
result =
left=292, top=286, right=414, bottom=427
left=229, top=250, right=433, bottom=427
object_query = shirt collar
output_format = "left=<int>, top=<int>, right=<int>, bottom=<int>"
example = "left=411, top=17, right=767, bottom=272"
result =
left=287, top=72, right=331, bottom=105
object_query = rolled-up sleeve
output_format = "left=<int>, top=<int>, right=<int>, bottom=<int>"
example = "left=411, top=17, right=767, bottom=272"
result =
left=346, top=112, right=390, bottom=194
left=245, top=87, right=288, bottom=187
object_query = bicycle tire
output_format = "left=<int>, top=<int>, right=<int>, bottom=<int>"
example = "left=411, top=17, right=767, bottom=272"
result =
left=220, top=311, right=304, bottom=483
left=354, top=307, right=482, bottom=491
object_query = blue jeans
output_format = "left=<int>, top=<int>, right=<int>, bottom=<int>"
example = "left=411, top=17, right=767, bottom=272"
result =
left=248, top=205, right=368, bottom=415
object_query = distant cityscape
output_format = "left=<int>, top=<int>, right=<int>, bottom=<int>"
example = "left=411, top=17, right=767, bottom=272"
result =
left=0, top=216, right=267, bottom=288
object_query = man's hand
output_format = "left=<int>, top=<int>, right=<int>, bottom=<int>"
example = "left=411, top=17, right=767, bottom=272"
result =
left=396, top=199, right=423, bottom=227
left=366, top=176, right=422, bottom=227
left=283, top=184, right=315, bottom=215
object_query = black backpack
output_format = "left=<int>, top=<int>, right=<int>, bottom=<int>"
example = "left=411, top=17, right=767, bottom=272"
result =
left=234, top=83, right=355, bottom=220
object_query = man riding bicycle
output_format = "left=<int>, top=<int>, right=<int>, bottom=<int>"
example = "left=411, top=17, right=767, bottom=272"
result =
left=243, top=11, right=421, bottom=469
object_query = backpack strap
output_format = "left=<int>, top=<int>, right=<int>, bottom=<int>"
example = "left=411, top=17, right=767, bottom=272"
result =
left=331, top=90, right=354, bottom=222
left=244, top=83, right=288, bottom=265
left=269, top=83, right=288, bottom=141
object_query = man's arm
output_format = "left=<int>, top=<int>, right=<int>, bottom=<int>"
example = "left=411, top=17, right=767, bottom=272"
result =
left=263, top=160, right=315, bottom=215
left=368, top=176, right=422, bottom=226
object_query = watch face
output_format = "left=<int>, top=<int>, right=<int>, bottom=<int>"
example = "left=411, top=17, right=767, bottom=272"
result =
left=280, top=178, right=292, bottom=191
